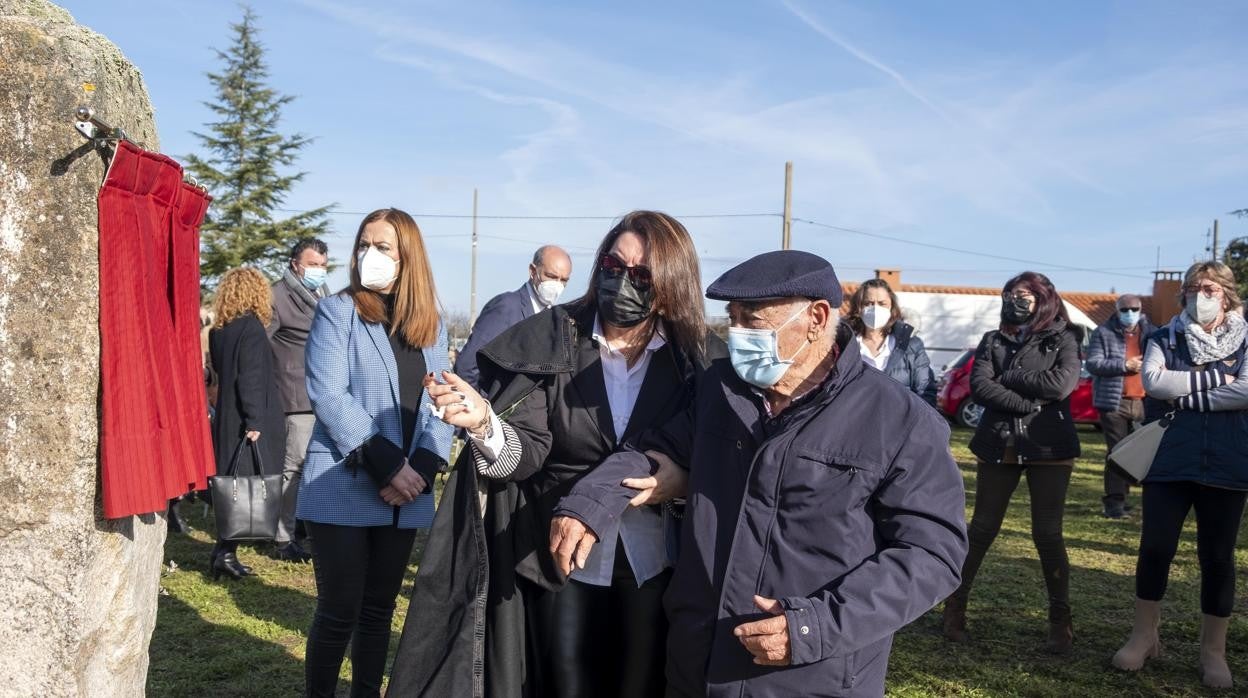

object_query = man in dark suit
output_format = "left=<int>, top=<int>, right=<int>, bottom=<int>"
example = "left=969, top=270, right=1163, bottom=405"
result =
left=266, top=237, right=329, bottom=562
left=454, top=245, right=572, bottom=389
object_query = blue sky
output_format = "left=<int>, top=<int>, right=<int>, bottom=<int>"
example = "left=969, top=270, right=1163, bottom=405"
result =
left=63, top=0, right=1248, bottom=314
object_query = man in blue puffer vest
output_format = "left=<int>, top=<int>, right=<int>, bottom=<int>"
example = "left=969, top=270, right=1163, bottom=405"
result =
left=1086, top=294, right=1156, bottom=518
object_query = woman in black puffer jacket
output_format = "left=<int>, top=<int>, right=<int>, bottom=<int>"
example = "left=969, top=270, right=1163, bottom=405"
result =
left=847, top=278, right=936, bottom=403
left=941, top=271, right=1083, bottom=655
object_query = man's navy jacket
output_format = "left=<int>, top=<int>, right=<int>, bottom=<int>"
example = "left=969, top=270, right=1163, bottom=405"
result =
left=454, top=284, right=535, bottom=389
left=556, top=332, right=969, bottom=697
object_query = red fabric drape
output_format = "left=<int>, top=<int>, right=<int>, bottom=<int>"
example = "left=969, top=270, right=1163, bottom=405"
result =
left=171, top=180, right=215, bottom=492
left=99, top=140, right=214, bottom=518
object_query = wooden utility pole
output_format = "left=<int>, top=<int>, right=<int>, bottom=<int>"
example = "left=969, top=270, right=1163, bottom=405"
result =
left=470, top=188, right=479, bottom=324
left=782, top=161, right=793, bottom=250
left=1212, top=218, right=1220, bottom=262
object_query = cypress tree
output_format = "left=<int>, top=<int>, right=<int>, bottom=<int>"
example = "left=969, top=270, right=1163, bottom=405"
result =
left=186, top=6, right=333, bottom=288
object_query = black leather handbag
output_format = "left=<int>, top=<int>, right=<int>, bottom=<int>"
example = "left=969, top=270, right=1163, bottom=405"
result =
left=210, top=438, right=282, bottom=541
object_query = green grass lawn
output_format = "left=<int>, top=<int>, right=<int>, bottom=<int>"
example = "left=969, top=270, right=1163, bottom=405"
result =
left=150, top=428, right=1248, bottom=696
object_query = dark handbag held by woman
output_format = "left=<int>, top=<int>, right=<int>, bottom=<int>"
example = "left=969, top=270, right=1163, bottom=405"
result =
left=210, top=438, right=282, bottom=540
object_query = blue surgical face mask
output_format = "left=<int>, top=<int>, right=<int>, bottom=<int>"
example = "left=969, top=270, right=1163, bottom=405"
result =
left=1117, top=309, right=1140, bottom=327
left=301, top=266, right=327, bottom=290
left=727, top=303, right=813, bottom=389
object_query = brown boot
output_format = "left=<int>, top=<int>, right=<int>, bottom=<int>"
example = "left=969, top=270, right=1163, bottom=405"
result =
left=1199, top=614, right=1233, bottom=690
left=1046, top=605, right=1074, bottom=655
left=1111, top=599, right=1161, bottom=671
left=942, top=596, right=969, bottom=642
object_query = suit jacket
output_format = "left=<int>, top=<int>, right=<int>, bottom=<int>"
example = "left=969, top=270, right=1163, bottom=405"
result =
left=296, top=293, right=454, bottom=528
left=209, top=314, right=286, bottom=478
left=268, top=270, right=326, bottom=413
left=454, top=283, right=536, bottom=389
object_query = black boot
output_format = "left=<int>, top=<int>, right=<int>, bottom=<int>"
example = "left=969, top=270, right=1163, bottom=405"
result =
left=166, top=497, right=189, bottom=534
left=211, top=552, right=248, bottom=581
left=273, top=540, right=312, bottom=563
left=1046, top=605, right=1075, bottom=655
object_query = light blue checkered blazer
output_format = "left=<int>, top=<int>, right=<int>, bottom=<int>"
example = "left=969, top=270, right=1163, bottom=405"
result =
left=296, top=293, right=453, bottom=528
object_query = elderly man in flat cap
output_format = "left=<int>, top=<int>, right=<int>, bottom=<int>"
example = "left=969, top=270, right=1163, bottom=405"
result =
left=549, top=250, right=968, bottom=697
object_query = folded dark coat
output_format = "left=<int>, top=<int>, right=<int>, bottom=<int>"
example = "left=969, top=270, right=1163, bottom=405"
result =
left=555, top=326, right=969, bottom=697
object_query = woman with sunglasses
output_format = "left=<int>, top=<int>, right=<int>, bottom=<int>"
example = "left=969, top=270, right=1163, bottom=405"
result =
left=941, top=272, right=1084, bottom=655
left=390, top=211, right=722, bottom=698
left=1112, top=262, right=1248, bottom=689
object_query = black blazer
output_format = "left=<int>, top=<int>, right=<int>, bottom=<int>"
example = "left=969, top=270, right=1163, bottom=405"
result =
left=209, top=314, right=286, bottom=477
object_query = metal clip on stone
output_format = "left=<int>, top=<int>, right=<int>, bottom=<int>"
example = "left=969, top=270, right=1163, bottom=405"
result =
left=72, top=105, right=128, bottom=148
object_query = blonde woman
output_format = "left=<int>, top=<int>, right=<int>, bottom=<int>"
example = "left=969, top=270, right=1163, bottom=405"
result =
left=208, top=267, right=286, bottom=580
left=1113, top=262, right=1248, bottom=689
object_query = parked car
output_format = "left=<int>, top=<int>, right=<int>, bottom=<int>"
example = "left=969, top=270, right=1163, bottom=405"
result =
left=935, top=348, right=1099, bottom=428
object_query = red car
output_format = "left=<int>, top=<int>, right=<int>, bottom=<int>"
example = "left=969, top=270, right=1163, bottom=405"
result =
left=935, top=349, right=1099, bottom=428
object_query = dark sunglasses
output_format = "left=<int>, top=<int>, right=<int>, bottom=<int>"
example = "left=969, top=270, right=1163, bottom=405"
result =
left=1119, top=307, right=1142, bottom=313
left=598, top=254, right=653, bottom=290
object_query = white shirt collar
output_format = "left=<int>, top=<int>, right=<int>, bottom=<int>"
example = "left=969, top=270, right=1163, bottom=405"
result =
left=591, top=315, right=667, bottom=355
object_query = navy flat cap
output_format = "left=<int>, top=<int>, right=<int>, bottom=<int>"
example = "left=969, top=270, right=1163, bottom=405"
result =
left=706, top=250, right=842, bottom=306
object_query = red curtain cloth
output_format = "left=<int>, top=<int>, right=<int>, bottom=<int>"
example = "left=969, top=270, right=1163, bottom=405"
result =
left=99, top=140, right=214, bottom=519
left=171, top=181, right=214, bottom=492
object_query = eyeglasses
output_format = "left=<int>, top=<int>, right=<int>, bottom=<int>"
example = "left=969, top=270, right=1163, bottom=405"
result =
left=1003, top=292, right=1035, bottom=302
left=1183, top=283, right=1223, bottom=297
left=598, top=254, right=653, bottom=291
left=1118, top=307, right=1142, bottom=313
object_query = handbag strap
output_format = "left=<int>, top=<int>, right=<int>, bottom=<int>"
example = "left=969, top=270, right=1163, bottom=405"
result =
left=247, top=438, right=265, bottom=477
left=224, top=438, right=247, bottom=476
left=225, top=437, right=266, bottom=477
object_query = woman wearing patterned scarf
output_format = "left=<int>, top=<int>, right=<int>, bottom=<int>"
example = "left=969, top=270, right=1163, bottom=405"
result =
left=1112, top=261, right=1248, bottom=690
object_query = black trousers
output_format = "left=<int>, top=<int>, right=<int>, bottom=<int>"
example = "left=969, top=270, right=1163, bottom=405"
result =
left=1136, top=481, right=1248, bottom=617
left=1100, top=397, right=1144, bottom=504
left=955, top=456, right=1073, bottom=614
left=527, top=544, right=671, bottom=698
left=304, top=520, right=417, bottom=698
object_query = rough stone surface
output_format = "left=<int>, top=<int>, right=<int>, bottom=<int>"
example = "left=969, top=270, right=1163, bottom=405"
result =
left=0, top=2, right=167, bottom=695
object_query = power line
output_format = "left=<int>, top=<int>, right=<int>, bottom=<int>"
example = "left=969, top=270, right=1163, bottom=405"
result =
left=280, top=207, right=780, bottom=221
left=272, top=205, right=1158, bottom=280
left=791, top=217, right=1148, bottom=280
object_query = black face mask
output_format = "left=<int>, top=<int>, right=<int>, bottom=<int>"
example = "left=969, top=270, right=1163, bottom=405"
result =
left=596, top=271, right=654, bottom=328
left=1001, top=295, right=1035, bottom=325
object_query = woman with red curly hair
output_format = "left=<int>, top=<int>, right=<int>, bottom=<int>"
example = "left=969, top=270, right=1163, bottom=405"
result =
left=208, top=267, right=287, bottom=580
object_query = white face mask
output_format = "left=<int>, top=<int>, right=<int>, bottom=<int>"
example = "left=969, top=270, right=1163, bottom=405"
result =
left=862, top=305, right=890, bottom=330
left=535, top=279, right=565, bottom=307
left=358, top=247, right=398, bottom=291
left=1187, top=293, right=1223, bottom=325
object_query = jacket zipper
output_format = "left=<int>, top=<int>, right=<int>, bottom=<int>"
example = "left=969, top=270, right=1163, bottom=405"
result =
left=1004, top=339, right=1031, bottom=464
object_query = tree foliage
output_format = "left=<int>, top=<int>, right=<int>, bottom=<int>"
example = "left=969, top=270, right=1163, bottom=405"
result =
left=1223, top=236, right=1248, bottom=300
left=186, top=6, right=334, bottom=288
